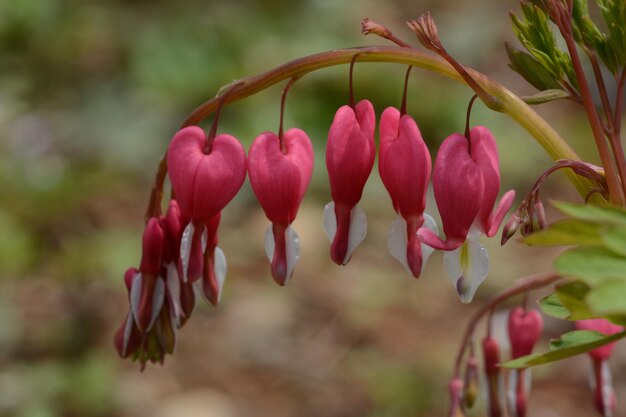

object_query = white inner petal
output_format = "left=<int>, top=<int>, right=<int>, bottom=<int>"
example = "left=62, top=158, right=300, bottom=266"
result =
left=180, top=223, right=195, bottom=282
left=420, top=212, right=439, bottom=272
left=214, top=246, right=227, bottom=303
left=284, top=226, right=300, bottom=284
left=264, top=225, right=274, bottom=262
left=201, top=226, right=208, bottom=252
left=122, top=312, right=135, bottom=357
left=507, top=370, right=519, bottom=417
left=600, top=360, right=614, bottom=417
left=322, top=202, right=336, bottom=242
left=443, top=234, right=489, bottom=303
left=149, top=276, right=166, bottom=330
left=387, top=215, right=411, bottom=276
left=129, top=272, right=143, bottom=327
left=166, top=262, right=182, bottom=327
left=345, top=205, right=367, bottom=264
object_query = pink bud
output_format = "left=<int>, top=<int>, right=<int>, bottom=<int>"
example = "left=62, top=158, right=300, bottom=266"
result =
left=248, top=128, right=314, bottom=285
left=326, top=100, right=376, bottom=265
left=139, top=218, right=165, bottom=274
left=448, top=378, right=466, bottom=417
left=482, top=337, right=502, bottom=417
left=418, top=133, right=483, bottom=251
left=508, top=307, right=543, bottom=359
left=378, top=107, right=431, bottom=277
left=167, top=126, right=247, bottom=223
left=162, top=200, right=184, bottom=264
left=470, top=127, right=516, bottom=237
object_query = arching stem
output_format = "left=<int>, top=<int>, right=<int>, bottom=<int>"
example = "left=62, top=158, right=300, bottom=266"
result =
left=206, top=81, right=244, bottom=153
left=348, top=53, right=361, bottom=109
left=400, top=66, right=413, bottom=116
left=464, top=94, right=479, bottom=151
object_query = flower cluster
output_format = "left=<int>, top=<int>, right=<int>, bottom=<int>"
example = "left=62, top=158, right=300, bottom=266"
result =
left=115, top=89, right=515, bottom=366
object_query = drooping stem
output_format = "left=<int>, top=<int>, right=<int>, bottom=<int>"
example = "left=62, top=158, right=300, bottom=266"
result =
left=464, top=94, right=479, bottom=145
left=178, top=46, right=594, bottom=199
left=206, top=81, right=244, bottom=153
left=400, top=66, right=413, bottom=116
left=278, top=76, right=300, bottom=153
left=452, top=272, right=562, bottom=379
left=348, top=53, right=360, bottom=109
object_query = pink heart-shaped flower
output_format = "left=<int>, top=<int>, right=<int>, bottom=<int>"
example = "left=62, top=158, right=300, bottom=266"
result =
left=167, top=126, right=247, bottom=223
left=508, top=307, right=543, bottom=359
left=325, top=99, right=376, bottom=265
left=248, top=128, right=314, bottom=285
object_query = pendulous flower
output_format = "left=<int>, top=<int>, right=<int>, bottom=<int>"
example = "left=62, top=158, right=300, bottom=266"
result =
left=378, top=106, right=438, bottom=278
left=167, top=126, right=246, bottom=298
left=576, top=318, right=623, bottom=417
left=248, top=128, right=314, bottom=285
left=324, top=99, right=376, bottom=265
left=507, top=307, right=543, bottom=417
left=418, top=126, right=515, bottom=302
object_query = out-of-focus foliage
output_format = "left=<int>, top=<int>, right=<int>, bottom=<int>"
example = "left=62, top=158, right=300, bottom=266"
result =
left=0, top=0, right=622, bottom=416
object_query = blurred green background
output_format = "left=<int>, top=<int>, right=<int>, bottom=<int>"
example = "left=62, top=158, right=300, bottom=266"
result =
left=0, top=0, right=623, bottom=416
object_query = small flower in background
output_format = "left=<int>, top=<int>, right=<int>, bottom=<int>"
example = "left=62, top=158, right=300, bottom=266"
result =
left=576, top=318, right=623, bottom=417
left=379, top=106, right=438, bottom=278
left=167, top=125, right=247, bottom=287
left=418, top=126, right=515, bottom=302
left=248, top=128, right=314, bottom=285
left=506, top=307, right=543, bottom=417
left=448, top=377, right=466, bottom=417
left=324, top=99, right=376, bottom=265
left=483, top=336, right=503, bottom=417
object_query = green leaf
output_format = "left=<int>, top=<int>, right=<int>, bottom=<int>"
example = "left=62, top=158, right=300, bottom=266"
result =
left=555, top=281, right=597, bottom=320
left=602, top=226, right=626, bottom=256
left=587, top=279, right=626, bottom=316
left=552, top=202, right=626, bottom=226
left=555, top=246, right=626, bottom=285
left=522, top=89, right=570, bottom=104
left=540, top=293, right=572, bottom=319
left=524, top=218, right=603, bottom=246
left=505, top=43, right=561, bottom=90
left=501, top=330, right=626, bottom=368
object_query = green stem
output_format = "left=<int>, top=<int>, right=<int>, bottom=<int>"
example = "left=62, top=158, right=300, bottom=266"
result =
left=179, top=46, right=595, bottom=199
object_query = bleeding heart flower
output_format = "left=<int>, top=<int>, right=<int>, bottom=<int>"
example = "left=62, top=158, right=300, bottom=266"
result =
left=167, top=126, right=246, bottom=285
left=507, top=307, right=543, bottom=417
left=248, top=128, right=314, bottom=285
left=323, top=99, right=375, bottom=265
left=418, top=126, right=515, bottom=302
left=378, top=106, right=437, bottom=278
left=575, top=319, right=623, bottom=417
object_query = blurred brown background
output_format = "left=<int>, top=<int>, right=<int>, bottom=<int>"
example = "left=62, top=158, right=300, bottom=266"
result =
left=0, top=0, right=623, bottom=416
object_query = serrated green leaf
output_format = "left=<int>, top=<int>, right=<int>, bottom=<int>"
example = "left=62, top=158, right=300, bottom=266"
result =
left=501, top=330, right=626, bottom=368
left=524, top=219, right=603, bottom=246
left=506, top=43, right=561, bottom=90
left=603, top=226, right=626, bottom=256
left=522, top=89, right=570, bottom=104
left=540, top=293, right=572, bottom=319
left=553, top=202, right=626, bottom=226
left=556, top=281, right=597, bottom=320
left=555, top=246, right=626, bottom=285
left=587, top=279, right=626, bottom=315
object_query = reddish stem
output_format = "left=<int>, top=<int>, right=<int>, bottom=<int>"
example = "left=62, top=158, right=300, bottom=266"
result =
left=400, top=66, right=413, bottom=116
left=278, top=76, right=300, bottom=153
left=452, top=273, right=562, bottom=378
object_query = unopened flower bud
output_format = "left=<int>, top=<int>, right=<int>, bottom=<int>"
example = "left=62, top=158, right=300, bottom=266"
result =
left=448, top=378, right=466, bottom=417
left=463, top=355, right=479, bottom=409
left=501, top=212, right=521, bottom=245
left=533, top=200, right=546, bottom=230
left=483, top=336, right=502, bottom=417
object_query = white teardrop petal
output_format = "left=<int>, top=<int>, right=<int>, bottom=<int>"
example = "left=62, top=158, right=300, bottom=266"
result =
left=387, top=215, right=411, bottom=276
left=149, top=277, right=166, bottom=330
left=284, top=226, right=300, bottom=283
left=166, top=262, right=182, bottom=327
left=420, top=212, right=439, bottom=272
left=214, top=246, right=227, bottom=303
left=507, top=370, right=519, bottom=417
left=600, top=360, right=614, bottom=417
left=122, top=312, right=135, bottom=357
left=201, top=225, right=208, bottom=252
left=129, top=272, right=143, bottom=327
left=322, top=201, right=337, bottom=242
left=264, top=225, right=274, bottom=262
left=344, top=205, right=367, bottom=264
left=443, top=235, right=489, bottom=303
left=180, top=223, right=195, bottom=282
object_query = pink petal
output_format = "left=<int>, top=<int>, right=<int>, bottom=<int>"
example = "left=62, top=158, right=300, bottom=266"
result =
left=248, top=129, right=314, bottom=226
